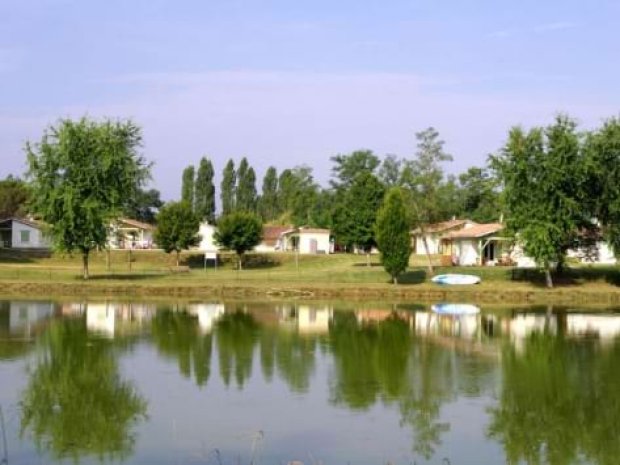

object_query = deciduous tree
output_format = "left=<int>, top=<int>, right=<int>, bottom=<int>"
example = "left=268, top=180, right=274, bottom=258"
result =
left=26, top=118, right=149, bottom=279
left=221, top=159, right=236, bottom=215
left=154, top=201, right=200, bottom=267
left=181, top=165, right=195, bottom=210
left=194, top=157, right=216, bottom=223
left=214, top=211, right=262, bottom=269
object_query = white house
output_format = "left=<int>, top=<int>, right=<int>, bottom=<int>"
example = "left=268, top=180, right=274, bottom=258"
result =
left=442, top=223, right=507, bottom=266
left=254, top=225, right=293, bottom=253
left=198, top=222, right=219, bottom=252
left=411, top=219, right=477, bottom=255
left=107, top=218, right=155, bottom=249
left=0, top=218, right=51, bottom=249
left=280, top=227, right=332, bottom=254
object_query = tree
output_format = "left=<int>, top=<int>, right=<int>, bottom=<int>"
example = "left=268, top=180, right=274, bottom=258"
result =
left=214, top=211, right=262, bottom=269
left=221, top=159, right=236, bottom=215
left=378, top=154, right=403, bottom=188
left=330, top=149, right=380, bottom=189
left=584, top=118, right=620, bottom=258
left=491, top=116, right=590, bottom=287
left=0, top=175, right=31, bottom=218
left=26, top=118, right=149, bottom=279
left=181, top=165, right=195, bottom=210
left=375, top=188, right=412, bottom=284
left=123, top=188, right=163, bottom=224
left=402, top=127, right=453, bottom=274
left=331, top=172, right=384, bottom=264
left=456, top=167, right=501, bottom=223
left=194, top=157, right=216, bottom=223
left=259, top=166, right=279, bottom=221
left=154, top=201, right=200, bottom=267
left=236, top=158, right=257, bottom=212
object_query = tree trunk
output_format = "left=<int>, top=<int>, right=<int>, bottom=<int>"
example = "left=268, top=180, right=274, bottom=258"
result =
left=238, top=253, right=243, bottom=270
left=393, top=275, right=398, bottom=285
left=545, top=267, right=554, bottom=288
left=82, top=250, right=89, bottom=280
left=106, top=248, right=110, bottom=272
left=420, top=225, right=435, bottom=275
left=176, top=250, right=180, bottom=267
left=366, top=251, right=371, bottom=267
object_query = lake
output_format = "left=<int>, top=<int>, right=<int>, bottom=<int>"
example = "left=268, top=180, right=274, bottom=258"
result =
left=1, top=299, right=619, bottom=465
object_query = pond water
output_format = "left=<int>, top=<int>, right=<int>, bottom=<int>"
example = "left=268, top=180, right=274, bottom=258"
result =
left=1, top=299, right=620, bottom=465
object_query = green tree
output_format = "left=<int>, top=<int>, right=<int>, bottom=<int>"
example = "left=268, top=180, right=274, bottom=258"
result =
left=375, top=188, right=412, bottom=284
left=194, top=157, right=216, bottom=223
left=378, top=154, right=403, bottom=188
left=221, top=159, right=236, bottom=215
left=236, top=158, right=257, bottom=212
left=491, top=116, right=591, bottom=287
left=181, top=165, right=195, bottom=210
left=154, top=201, right=200, bottom=267
left=0, top=175, right=31, bottom=218
left=456, top=167, right=501, bottom=223
left=276, top=166, right=319, bottom=225
left=123, top=187, right=163, bottom=224
left=26, top=118, right=149, bottom=279
left=584, top=118, right=620, bottom=258
left=330, top=149, right=380, bottom=190
left=259, top=166, right=279, bottom=221
left=214, top=211, right=262, bottom=269
left=402, top=127, right=453, bottom=275
left=332, top=172, right=384, bottom=264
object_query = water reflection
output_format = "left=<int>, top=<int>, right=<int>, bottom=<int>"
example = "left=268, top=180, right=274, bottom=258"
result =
left=19, top=312, right=147, bottom=461
left=1, top=300, right=620, bottom=464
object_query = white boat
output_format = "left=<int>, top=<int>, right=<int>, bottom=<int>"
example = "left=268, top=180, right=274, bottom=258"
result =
left=431, top=274, right=481, bottom=285
left=431, top=303, right=481, bottom=315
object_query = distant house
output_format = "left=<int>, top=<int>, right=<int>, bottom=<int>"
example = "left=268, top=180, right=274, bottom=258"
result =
left=255, top=225, right=293, bottom=253
left=108, top=218, right=155, bottom=249
left=442, top=223, right=507, bottom=266
left=566, top=228, right=617, bottom=265
left=411, top=219, right=477, bottom=255
left=280, top=227, right=332, bottom=254
left=198, top=222, right=218, bottom=252
left=0, top=218, right=51, bottom=249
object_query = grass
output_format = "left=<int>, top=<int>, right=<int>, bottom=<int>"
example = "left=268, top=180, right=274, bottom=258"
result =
left=0, top=249, right=618, bottom=304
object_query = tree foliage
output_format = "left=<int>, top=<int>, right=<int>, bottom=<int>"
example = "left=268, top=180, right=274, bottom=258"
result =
left=259, top=166, right=279, bottom=221
left=214, top=211, right=262, bottom=269
left=181, top=165, right=195, bottom=209
left=236, top=157, right=257, bottom=212
left=330, top=150, right=380, bottom=189
left=26, top=118, right=149, bottom=279
left=221, top=159, right=236, bottom=215
left=491, top=116, right=591, bottom=287
left=194, top=157, right=216, bottom=223
left=375, top=188, right=412, bottom=283
left=154, top=201, right=200, bottom=266
left=0, top=175, right=31, bottom=218
left=123, top=188, right=163, bottom=224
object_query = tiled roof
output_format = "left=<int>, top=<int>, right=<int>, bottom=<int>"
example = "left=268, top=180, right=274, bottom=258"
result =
left=118, top=218, right=155, bottom=230
left=412, top=219, right=475, bottom=234
left=444, top=223, right=504, bottom=239
left=262, top=225, right=293, bottom=246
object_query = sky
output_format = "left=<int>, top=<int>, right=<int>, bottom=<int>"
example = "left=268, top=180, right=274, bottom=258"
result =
left=1, top=0, right=619, bottom=200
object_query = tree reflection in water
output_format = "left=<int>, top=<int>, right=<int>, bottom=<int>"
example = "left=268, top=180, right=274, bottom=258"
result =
left=489, top=330, right=620, bottom=465
left=19, top=318, right=147, bottom=462
left=216, top=309, right=259, bottom=388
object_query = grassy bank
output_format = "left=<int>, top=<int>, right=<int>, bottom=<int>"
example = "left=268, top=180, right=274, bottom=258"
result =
left=0, top=249, right=618, bottom=304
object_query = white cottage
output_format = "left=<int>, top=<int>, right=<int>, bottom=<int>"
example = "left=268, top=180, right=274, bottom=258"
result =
left=280, top=227, right=332, bottom=254
left=108, top=218, right=155, bottom=249
left=411, top=219, right=477, bottom=255
left=442, top=223, right=507, bottom=266
left=198, top=222, right=219, bottom=252
left=0, top=218, right=51, bottom=249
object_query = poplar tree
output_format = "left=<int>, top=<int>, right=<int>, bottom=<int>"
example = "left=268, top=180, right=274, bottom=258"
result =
left=181, top=165, right=195, bottom=210
left=194, top=157, right=216, bottom=223
left=236, top=158, right=257, bottom=212
left=221, top=159, right=236, bottom=215
left=259, top=166, right=279, bottom=221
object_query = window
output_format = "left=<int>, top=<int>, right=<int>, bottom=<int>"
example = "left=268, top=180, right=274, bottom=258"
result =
left=20, top=230, right=30, bottom=243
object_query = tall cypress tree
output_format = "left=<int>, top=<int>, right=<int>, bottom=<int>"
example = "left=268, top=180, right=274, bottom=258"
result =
left=221, top=159, right=236, bottom=215
left=259, top=166, right=278, bottom=221
left=194, top=157, right=216, bottom=223
left=236, top=158, right=257, bottom=212
left=181, top=165, right=195, bottom=210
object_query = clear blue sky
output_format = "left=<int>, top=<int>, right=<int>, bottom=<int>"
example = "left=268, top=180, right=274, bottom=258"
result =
left=1, top=0, right=618, bottom=200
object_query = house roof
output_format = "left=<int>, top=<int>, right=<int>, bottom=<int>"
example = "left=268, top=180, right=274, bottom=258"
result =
left=117, top=218, right=155, bottom=230
left=262, top=225, right=293, bottom=246
left=296, top=227, right=331, bottom=235
left=444, top=223, right=504, bottom=239
left=0, top=217, right=46, bottom=230
left=412, top=219, right=475, bottom=234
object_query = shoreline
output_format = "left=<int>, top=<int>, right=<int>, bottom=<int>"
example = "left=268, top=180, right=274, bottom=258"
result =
left=1, top=279, right=619, bottom=305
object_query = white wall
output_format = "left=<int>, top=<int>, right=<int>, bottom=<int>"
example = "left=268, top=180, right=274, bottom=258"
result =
left=298, top=231, right=331, bottom=254
left=414, top=234, right=440, bottom=255
left=456, top=239, right=479, bottom=266
left=198, top=223, right=219, bottom=252
left=11, top=221, right=50, bottom=249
